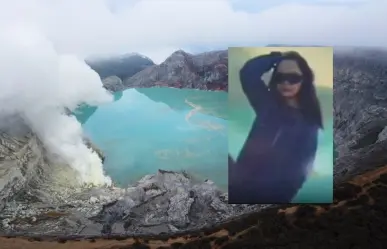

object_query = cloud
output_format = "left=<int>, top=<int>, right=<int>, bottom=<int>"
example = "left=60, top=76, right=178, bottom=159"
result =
left=0, top=20, right=113, bottom=186
left=1, top=0, right=385, bottom=63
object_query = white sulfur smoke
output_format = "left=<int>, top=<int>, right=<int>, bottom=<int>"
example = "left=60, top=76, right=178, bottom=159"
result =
left=0, top=22, right=113, bottom=186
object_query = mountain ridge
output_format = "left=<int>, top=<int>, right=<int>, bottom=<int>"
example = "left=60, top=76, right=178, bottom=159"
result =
left=85, top=53, right=155, bottom=81
left=121, top=49, right=228, bottom=91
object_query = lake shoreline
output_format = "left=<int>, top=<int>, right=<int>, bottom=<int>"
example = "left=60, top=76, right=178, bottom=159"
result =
left=121, top=85, right=228, bottom=93
left=0, top=169, right=262, bottom=237
left=80, top=87, right=228, bottom=188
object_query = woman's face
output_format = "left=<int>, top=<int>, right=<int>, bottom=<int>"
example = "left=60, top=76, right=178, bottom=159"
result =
left=274, top=60, right=303, bottom=98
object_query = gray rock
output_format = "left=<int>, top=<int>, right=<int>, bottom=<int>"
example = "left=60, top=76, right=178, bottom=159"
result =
left=377, top=126, right=387, bottom=142
left=0, top=127, right=70, bottom=211
left=333, top=48, right=387, bottom=183
left=167, top=191, right=194, bottom=228
left=90, top=170, right=265, bottom=234
left=123, top=50, right=228, bottom=91
left=0, top=124, right=268, bottom=236
left=102, top=75, right=124, bottom=92
left=89, top=196, right=98, bottom=204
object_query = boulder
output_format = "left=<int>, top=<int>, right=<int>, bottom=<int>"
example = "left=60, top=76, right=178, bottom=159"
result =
left=102, top=76, right=124, bottom=92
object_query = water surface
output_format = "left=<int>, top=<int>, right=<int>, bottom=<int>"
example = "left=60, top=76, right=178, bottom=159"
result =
left=75, top=88, right=228, bottom=189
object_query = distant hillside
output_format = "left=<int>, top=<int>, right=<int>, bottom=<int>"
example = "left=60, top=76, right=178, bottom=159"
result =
left=86, top=53, right=155, bottom=81
left=123, top=50, right=228, bottom=91
left=266, top=44, right=326, bottom=47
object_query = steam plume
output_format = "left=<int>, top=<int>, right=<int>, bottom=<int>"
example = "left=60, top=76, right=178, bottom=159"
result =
left=0, top=22, right=113, bottom=186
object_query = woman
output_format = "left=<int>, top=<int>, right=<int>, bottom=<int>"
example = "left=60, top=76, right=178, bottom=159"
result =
left=228, top=51, right=323, bottom=204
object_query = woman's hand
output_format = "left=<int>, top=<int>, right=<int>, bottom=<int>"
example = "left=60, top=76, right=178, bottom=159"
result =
left=269, top=51, right=283, bottom=67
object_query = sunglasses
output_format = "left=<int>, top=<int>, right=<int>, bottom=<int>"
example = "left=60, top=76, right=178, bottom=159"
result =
left=272, top=73, right=303, bottom=85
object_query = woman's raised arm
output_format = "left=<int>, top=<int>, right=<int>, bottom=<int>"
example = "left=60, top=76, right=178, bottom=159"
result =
left=239, top=53, right=282, bottom=113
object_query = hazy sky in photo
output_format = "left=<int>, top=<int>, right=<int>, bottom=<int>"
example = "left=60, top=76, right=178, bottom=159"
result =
left=0, top=0, right=385, bottom=63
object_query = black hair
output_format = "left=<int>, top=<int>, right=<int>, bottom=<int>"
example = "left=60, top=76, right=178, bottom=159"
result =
left=268, top=51, right=323, bottom=129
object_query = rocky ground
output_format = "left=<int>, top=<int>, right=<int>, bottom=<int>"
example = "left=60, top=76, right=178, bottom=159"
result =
left=1, top=163, right=386, bottom=249
left=0, top=168, right=264, bottom=236
left=0, top=127, right=262, bottom=236
left=333, top=48, right=387, bottom=184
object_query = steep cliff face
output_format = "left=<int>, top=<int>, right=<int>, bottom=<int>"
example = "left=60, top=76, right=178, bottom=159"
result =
left=0, top=132, right=35, bottom=211
left=333, top=48, right=387, bottom=183
left=123, top=50, right=228, bottom=91
left=0, top=115, right=107, bottom=217
left=0, top=130, right=78, bottom=213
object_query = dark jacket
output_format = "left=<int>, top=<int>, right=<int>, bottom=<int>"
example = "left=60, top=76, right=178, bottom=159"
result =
left=228, top=54, right=318, bottom=204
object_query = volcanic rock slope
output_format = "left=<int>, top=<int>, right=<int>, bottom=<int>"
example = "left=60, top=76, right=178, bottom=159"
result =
left=334, top=48, right=387, bottom=183
left=1, top=48, right=387, bottom=248
left=123, top=50, right=228, bottom=91
left=0, top=124, right=79, bottom=212
left=1, top=165, right=386, bottom=249
left=1, top=134, right=259, bottom=237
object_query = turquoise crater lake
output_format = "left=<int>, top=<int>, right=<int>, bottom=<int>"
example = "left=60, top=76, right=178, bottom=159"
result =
left=75, top=88, right=228, bottom=189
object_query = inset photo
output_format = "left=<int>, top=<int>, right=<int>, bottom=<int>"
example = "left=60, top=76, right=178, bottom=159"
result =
left=228, top=47, right=333, bottom=204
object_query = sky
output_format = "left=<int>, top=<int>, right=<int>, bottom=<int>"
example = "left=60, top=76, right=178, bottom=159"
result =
left=0, top=0, right=386, bottom=63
